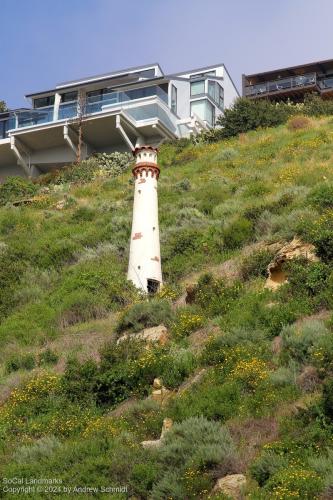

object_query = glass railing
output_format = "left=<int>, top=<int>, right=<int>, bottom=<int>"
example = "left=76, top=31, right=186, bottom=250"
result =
left=318, top=77, right=333, bottom=90
left=0, top=117, right=16, bottom=139
left=3, top=86, right=171, bottom=133
left=17, top=106, right=54, bottom=128
left=58, top=102, right=78, bottom=120
left=124, top=103, right=177, bottom=133
left=86, top=85, right=168, bottom=114
left=246, top=72, right=317, bottom=96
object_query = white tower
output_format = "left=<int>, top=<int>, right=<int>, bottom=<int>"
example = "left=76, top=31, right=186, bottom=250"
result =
left=127, top=145, right=162, bottom=293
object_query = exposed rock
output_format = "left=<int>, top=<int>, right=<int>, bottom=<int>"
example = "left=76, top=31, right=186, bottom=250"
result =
left=55, top=199, right=66, bottom=210
left=117, top=324, right=169, bottom=345
left=160, top=417, right=173, bottom=438
left=141, top=417, right=173, bottom=449
left=271, top=336, right=283, bottom=356
left=153, top=378, right=162, bottom=390
left=212, top=474, right=247, bottom=499
left=265, top=237, right=318, bottom=290
left=141, top=438, right=162, bottom=449
left=151, top=386, right=171, bottom=404
left=296, top=365, right=320, bottom=392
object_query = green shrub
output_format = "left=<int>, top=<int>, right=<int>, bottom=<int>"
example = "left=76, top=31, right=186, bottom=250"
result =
left=216, top=98, right=294, bottom=139
left=0, top=177, right=38, bottom=205
left=240, top=250, right=272, bottom=280
left=123, top=399, right=163, bottom=440
left=116, top=299, right=174, bottom=334
left=264, top=465, right=323, bottom=499
left=0, top=251, right=26, bottom=320
left=194, top=273, right=242, bottom=317
left=160, top=347, right=196, bottom=388
left=304, top=94, right=333, bottom=116
left=151, top=470, right=187, bottom=500
left=37, top=152, right=131, bottom=186
left=308, top=183, right=333, bottom=210
left=322, top=378, right=333, bottom=421
left=93, top=151, right=132, bottom=175
left=171, top=307, right=204, bottom=339
left=214, top=147, right=238, bottom=161
left=62, top=358, right=99, bottom=403
left=313, top=229, right=333, bottom=263
left=151, top=416, right=236, bottom=499
left=130, top=462, right=161, bottom=498
left=284, top=259, right=329, bottom=301
left=64, top=339, right=194, bottom=407
left=269, top=366, right=297, bottom=387
left=281, top=320, right=330, bottom=364
left=197, top=183, right=227, bottom=215
left=159, top=416, right=235, bottom=469
left=250, top=451, right=288, bottom=486
left=71, top=206, right=95, bottom=222
left=175, top=178, right=191, bottom=191
left=6, top=353, right=36, bottom=373
left=38, top=348, right=59, bottom=366
left=165, top=227, right=203, bottom=256
left=309, top=448, right=333, bottom=489
left=222, top=217, right=253, bottom=249
left=13, top=436, right=62, bottom=464
left=167, top=379, right=241, bottom=422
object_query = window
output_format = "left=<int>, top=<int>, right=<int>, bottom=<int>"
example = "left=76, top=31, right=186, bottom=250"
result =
left=190, top=80, right=205, bottom=96
left=33, top=95, right=55, bottom=108
left=190, top=70, right=216, bottom=80
left=171, top=84, right=177, bottom=114
left=136, top=68, right=156, bottom=79
left=219, top=85, right=224, bottom=109
left=190, top=99, right=215, bottom=126
left=61, top=91, right=78, bottom=103
left=207, top=81, right=224, bottom=109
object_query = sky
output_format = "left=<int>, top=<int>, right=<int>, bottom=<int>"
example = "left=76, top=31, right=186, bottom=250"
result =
left=1, top=0, right=333, bottom=108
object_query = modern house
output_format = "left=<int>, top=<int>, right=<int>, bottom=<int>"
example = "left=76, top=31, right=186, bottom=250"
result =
left=243, top=58, right=333, bottom=102
left=0, top=63, right=239, bottom=179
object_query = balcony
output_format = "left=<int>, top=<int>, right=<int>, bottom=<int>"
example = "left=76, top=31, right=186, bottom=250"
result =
left=245, top=72, right=317, bottom=98
left=318, top=77, right=333, bottom=98
left=5, top=85, right=170, bottom=135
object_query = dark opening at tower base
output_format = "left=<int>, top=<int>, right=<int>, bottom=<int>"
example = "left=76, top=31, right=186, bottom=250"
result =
left=147, top=279, right=160, bottom=295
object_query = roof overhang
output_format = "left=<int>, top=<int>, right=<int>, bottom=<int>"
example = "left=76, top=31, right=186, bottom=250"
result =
left=244, top=58, right=333, bottom=83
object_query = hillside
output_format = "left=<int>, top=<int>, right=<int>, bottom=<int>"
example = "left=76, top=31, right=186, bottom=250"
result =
left=1, top=116, right=333, bottom=499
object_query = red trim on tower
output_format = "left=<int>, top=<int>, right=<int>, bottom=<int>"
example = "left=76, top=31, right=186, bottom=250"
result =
left=133, top=145, right=158, bottom=156
left=133, top=164, right=160, bottom=179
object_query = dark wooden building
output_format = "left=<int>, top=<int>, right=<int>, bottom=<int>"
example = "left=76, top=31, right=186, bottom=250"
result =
left=243, top=58, right=333, bottom=102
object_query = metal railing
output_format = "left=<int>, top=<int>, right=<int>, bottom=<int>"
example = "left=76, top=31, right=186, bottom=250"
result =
left=245, top=72, right=317, bottom=97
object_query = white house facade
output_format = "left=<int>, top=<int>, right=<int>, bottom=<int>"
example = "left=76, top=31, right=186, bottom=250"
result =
left=0, top=63, right=239, bottom=179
